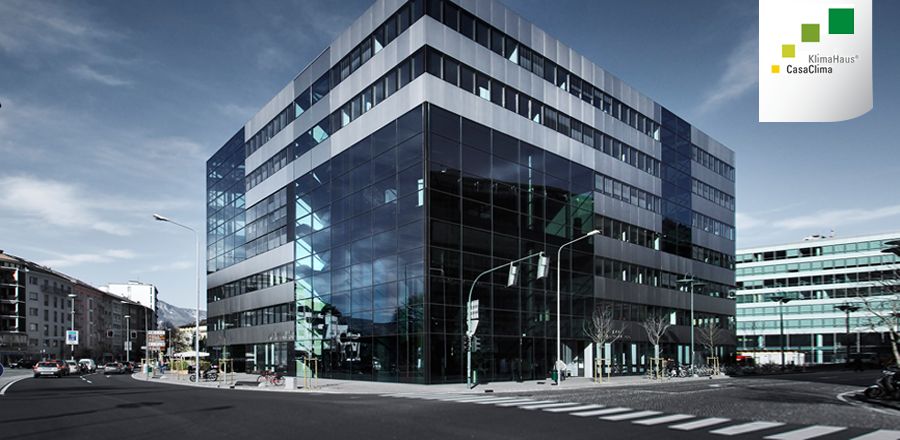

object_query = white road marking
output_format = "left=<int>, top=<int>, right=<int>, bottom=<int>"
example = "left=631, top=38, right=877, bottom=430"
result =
left=633, top=414, right=695, bottom=426
left=476, top=398, right=534, bottom=405
left=710, top=421, right=785, bottom=436
left=519, top=402, right=580, bottom=410
left=849, top=430, right=900, bottom=440
left=669, top=417, right=732, bottom=431
left=456, top=397, right=521, bottom=404
left=543, top=404, right=605, bottom=413
left=0, top=376, right=32, bottom=395
left=495, top=400, right=554, bottom=407
left=601, top=410, right=662, bottom=421
left=836, top=390, right=897, bottom=416
left=86, top=380, right=93, bottom=384
left=570, top=407, right=632, bottom=417
left=764, top=425, right=847, bottom=440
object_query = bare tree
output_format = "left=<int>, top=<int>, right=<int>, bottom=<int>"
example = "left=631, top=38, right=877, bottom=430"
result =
left=642, top=313, right=671, bottom=360
left=696, top=320, right=723, bottom=361
left=856, top=270, right=900, bottom=366
left=583, top=304, right=626, bottom=359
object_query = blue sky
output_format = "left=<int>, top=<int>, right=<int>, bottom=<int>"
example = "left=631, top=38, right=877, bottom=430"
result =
left=1, top=0, right=898, bottom=309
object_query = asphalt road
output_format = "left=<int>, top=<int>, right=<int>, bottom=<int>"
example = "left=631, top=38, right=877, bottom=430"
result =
left=0, top=370, right=896, bottom=440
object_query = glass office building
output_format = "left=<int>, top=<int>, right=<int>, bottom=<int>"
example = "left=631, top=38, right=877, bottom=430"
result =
left=206, top=0, right=736, bottom=383
left=735, top=233, right=900, bottom=365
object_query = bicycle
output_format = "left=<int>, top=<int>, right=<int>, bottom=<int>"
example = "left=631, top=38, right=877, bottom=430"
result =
left=257, top=370, right=285, bottom=386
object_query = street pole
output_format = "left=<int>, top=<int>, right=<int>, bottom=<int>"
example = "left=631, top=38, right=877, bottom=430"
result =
left=466, top=251, right=548, bottom=389
left=68, top=293, right=76, bottom=360
left=125, top=314, right=131, bottom=363
left=556, top=230, right=600, bottom=378
left=154, top=214, right=201, bottom=383
left=771, top=295, right=791, bottom=368
left=144, top=306, right=149, bottom=373
left=835, top=303, right=859, bottom=366
left=677, top=277, right=705, bottom=375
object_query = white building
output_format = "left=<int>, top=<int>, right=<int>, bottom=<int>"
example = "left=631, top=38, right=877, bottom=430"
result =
left=101, top=282, right=159, bottom=315
left=735, top=232, right=900, bottom=365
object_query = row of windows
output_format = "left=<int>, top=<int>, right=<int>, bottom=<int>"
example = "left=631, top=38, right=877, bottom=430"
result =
left=736, top=239, right=898, bottom=263
left=737, top=269, right=898, bottom=290
left=210, top=302, right=294, bottom=331
left=692, top=145, right=735, bottom=182
left=425, top=47, right=661, bottom=179
left=244, top=0, right=424, bottom=159
left=736, top=285, right=897, bottom=304
left=738, top=300, right=892, bottom=317
left=736, top=254, right=898, bottom=277
left=736, top=317, right=879, bottom=331
left=595, top=257, right=733, bottom=299
left=246, top=147, right=290, bottom=190
left=245, top=49, right=426, bottom=193
left=594, top=173, right=661, bottom=214
left=207, top=131, right=247, bottom=273
left=425, top=0, right=661, bottom=141
left=244, top=227, right=289, bottom=261
left=208, top=263, right=293, bottom=304
left=692, top=178, right=734, bottom=211
left=594, top=215, right=734, bottom=270
left=691, top=212, right=735, bottom=241
left=245, top=188, right=289, bottom=243
left=245, top=188, right=287, bottom=225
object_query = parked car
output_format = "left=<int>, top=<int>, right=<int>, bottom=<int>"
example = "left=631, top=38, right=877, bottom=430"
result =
left=33, top=361, right=65, bottom=378
left=64, top=360, right=80, bottom=375
left=103, top=362, right=122, bottom=374
left=79, top=359, right=97, bottom=373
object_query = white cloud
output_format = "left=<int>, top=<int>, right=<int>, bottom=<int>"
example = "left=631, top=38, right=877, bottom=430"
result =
left=773, top=205, right=900, bottom=231
left=697, top=29, right=758, bottom=113
left=736, top=212, right=766, bottom=230
left=0, top=176, right=132, bottom=235
left=140, top=260, right=194, bottom=273
left=41, top=249, right=137, bottom=269
left=70, top=64, right=131, bottom=87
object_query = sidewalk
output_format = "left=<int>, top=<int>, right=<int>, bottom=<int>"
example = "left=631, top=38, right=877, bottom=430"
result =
left=133, top=370, right=729, bottom=395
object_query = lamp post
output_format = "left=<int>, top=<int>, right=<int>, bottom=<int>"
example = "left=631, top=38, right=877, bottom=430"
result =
left=67, top=293, right=76, bottom=360
left=124, top=314, right=131, bottom=363
left=154, top=213, right=201, bottom=383
left=771, top=294, right=792, bottom=368
left=466, top=251, right=549, bottom=389
left=676, top=276, right=705, bottom=375
left=556, top=230, right=600, bottom=377
left=834, top=303, right=860, bottom=366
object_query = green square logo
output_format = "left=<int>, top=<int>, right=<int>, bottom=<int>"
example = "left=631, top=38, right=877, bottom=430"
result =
left=782, top=44, right=795, bottom=58
left=829, top=8, right=854, bottom=34
left=801, top=24, right=820, bottom=42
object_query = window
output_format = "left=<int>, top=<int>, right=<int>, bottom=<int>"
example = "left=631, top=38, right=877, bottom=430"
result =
left=443, top=57, right=459, bottom=86
left=475, top=20, right=489, bottom=48
left=311, top=74, right=329, bottom=104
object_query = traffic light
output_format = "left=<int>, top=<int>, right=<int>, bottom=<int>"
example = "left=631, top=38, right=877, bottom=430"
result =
left=463, top=337, right=470, bottom=352
left=472, top=336, right=482, bottom=352
left=130, top=331, right=138, bottom=339
left=507, top=264, right=518, bottom=287
left=106, top=330, right=113, bottom=338
left=536, top=252, right=549, bottom=279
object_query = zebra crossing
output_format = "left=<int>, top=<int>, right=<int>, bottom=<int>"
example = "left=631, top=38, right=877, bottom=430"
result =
left=379, top=392, right=900, bottom=440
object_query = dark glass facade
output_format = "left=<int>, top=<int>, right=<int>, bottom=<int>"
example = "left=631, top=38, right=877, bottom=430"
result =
left=207, top=129, right=247, bottom=274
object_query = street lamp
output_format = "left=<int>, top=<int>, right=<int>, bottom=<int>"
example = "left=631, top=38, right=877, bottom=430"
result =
left=124, top=314, right=131, bottom=363
left=834, top=303, right=860, bottom=366
left=676, top=276, right=705, bottom=375
left=556, top=230, right=600, bottom=378
left=771, top=294, right=792, bottom=368
left=154, top=213, right=201, bottom=383
left=67, top=293, right=76, bottom=360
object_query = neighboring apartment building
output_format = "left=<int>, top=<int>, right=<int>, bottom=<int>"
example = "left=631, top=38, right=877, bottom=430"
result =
left=0, top=250, right=156, bottom=363
left=206, top=0, right=736, bottom=383
left=735, top=232, right=900, bottom=365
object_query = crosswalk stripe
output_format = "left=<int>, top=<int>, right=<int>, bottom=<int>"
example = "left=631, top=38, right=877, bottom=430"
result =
left=570, top=407, right=632, bottom=417
left=475, top=398, right=534, bottom=405
left=710, top=421, right=785, bottom=436
left=519, top=402, right=581, bottom=410
left=634, top=414, right=695, bottom=426
left=764, top=425, right=847, bottom=440
left=601, top=410, right=662, bottom=421
left=460, top=397, right=523, bottom=404
left=669, top=417, right=732, bottom=431
left=450, top=396, right=511, bottom=403
left=543, top=404, right=605, bottom=413
left=849, top=430, right=900, bottom=440
left=495, top=400, right=553, bottom=407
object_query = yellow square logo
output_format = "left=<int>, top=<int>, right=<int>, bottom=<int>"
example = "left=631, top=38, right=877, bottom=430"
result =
left=782, top=44, right=795, bottom=58
left=771, top=65, right=780, bottom=73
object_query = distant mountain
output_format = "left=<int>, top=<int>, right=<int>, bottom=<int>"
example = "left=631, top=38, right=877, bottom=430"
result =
left=157, top=299, right=207, bottom=328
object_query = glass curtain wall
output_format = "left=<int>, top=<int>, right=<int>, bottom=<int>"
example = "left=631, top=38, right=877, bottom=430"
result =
left=294, top=106, right=427, bottom=383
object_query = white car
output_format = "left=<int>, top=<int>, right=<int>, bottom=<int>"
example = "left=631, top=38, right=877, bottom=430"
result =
left=64, top=360, right=80, bottom=374
left=79, top=359, right=97, bottom=373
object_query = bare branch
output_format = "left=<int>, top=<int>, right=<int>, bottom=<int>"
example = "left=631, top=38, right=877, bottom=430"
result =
left=583, top=305, right=626, bottom=348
